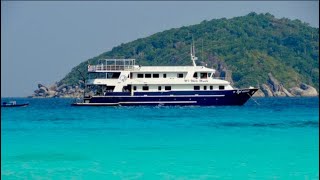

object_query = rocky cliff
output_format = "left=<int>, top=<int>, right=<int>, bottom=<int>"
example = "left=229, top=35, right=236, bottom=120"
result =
left=31, top=72, right=318, bottom=98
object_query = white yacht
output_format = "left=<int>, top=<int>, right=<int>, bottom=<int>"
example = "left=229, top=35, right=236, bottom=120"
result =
left=72, top=44, right=258, bottom=106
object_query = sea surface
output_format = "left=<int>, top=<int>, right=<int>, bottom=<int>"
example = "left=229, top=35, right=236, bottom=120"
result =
left=1, top=97, right=319, bottom=179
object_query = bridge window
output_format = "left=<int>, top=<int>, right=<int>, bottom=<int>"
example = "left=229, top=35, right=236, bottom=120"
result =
left=153, top=74, right=159, bottom=78
left=193, top=72, right=198, bottom=78
left=200, top=73, right=207, bottom=79
left=178, top=73, right=184, bottom=78
left=163, top=74, right=167, bottom=78
left=219, top=86, right=225, bottom=90
left=145, top=74, right=151, bottom=78
left=158, top=86, right=161, bottom=91
left=143, top=86, right=149, bottom=91
left=137, top=74, right=144, bottom=78
left=194, top=86, right=200, bottom=90
left=165, top=86, right=171, bottom=90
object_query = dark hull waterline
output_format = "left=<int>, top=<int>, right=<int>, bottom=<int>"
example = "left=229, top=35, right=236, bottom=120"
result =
left=72, top=88, right=258, bottom=106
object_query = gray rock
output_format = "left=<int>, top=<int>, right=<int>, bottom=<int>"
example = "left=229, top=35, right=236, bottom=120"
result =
left=49, top=84, right=58, bottom=91
left=281, top=86, right=294, bottom=97
left=46, top=90, right=56, bottom=97
left=300, top=83, right=309, bottom=90
left=252, top=89, right=265, bottom=97
left=261, top=84, right=273, bottom=97
left=267, top=73, right=280, bottom=92
left=38, top=84, right=48, bottom=91
left=289, top=84, right=318, bottom=97
left=299, top=84, right=318, bottom=96
left=56, top=84, right=67, bottom=92
left=273, top=91, right=286, bottom=97
left=39, top=87, right=48, bottom=94
left=69, top=89, right=75, bottom=94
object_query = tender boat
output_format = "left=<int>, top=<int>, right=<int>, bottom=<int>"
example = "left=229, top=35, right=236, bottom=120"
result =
left=1, top=101, right=29, bottom=107
left=72, top=44, right=258, bottom=106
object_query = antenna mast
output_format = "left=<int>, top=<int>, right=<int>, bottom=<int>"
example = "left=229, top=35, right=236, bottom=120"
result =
left=190, top=37, right=198, bottom=67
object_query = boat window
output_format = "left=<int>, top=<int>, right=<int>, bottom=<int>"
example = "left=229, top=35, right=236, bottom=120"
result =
left=193, top=72, right=198, bottom=78
left=178, top=74, right=184, bottom=78
left=145, top=74, right=151, bottom=78
left=137, top=74, right=144, bottom=78
left=122, top=86, right=131, bottom=92
left=133, top=86, right=137, bottom=91
left=194, top=86, right=200, bottom=90
left=106, top=86, right=115, bottom=92
left=200, top=73, right=207, bottom=79
left=165, top=86, right=171, bottom=90
left=163, top=74, right=167, bottom=78
left=208, top=73, right=212, bottom=77
left=107, top=72, right=120, bottom=79
left=153, top=74, right=159, bottom=78
left=142, top=86, right=149, bottom=91
left=219, top=86, right=225, bottom=90
left=158, top=86, right=161, bottom=91
left=210, top=86, right=213, bottom=90
left=204, top=86, right=207, bottom=90
left=130, top=73, right=132, bottom=79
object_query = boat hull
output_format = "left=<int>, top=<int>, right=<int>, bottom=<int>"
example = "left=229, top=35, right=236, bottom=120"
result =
left=1, top=103, right=29, bottom=107
left=72, top=88, right=258, bottom=106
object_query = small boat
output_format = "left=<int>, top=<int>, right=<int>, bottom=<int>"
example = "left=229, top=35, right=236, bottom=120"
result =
left=1, top=101, right=29, bottom=107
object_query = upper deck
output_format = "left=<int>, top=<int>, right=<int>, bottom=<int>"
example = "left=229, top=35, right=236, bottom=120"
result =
left=88, top=59, right=215, bottom=73
left=88, top=59, right=136, bottom=72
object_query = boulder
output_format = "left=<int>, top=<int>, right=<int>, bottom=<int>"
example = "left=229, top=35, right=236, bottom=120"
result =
left=252, top=89, right=265, bottom=97
left=261, top=84, right=273, bottom=97
left=299, top=84, right=318, bottom=96
left=49, top=83, right=58, bottom=91
left=68, top=88, right=76, bottom=94
left=289, top=84, right=318, bottom=97
left=46, top=90, right=56, bottom=97
left=281, top=86, right=294, bottom=97
left=39, top=87, right=48, bottom=94
left=56, top=84, right=67, bottom=92
left=273, top=91, right=286, bottom=97
left=38, top=83, right=44, bottom=89
left=267, top=73, right=280, bottom=92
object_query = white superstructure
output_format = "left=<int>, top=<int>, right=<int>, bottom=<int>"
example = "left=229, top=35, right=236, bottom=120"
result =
left=86, top=44, right=234, bottom=95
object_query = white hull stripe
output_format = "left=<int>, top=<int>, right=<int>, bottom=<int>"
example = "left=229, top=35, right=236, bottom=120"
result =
left=73, top=101, right=197, bottom=106
left=119, top=101, right=197, bottom=104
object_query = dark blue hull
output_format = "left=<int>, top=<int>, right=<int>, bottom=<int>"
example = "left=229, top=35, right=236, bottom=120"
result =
left=73, top=88, right=258, bottom=106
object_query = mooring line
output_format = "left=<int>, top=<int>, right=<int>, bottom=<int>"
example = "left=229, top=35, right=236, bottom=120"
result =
left=247, top=93, right=260, bottom=106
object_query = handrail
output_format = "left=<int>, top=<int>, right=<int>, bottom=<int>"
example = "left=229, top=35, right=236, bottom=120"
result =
left=88, top=65, right=135, bottom=72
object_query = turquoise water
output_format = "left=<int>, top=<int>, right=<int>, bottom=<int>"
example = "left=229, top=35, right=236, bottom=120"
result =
left=1, top=97, right=319, bottom=179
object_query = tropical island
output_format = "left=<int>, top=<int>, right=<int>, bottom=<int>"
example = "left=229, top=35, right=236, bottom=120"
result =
left=32, top=12, right=319, bottom=98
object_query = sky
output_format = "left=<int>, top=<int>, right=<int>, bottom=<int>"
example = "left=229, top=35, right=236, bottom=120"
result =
left=1, top=1, right=319, bottom=97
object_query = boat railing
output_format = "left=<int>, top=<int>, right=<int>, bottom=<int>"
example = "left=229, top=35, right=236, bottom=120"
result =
left=88, top=65, right=135, bottom=72
left=88, top=59, right=135, bottom=72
